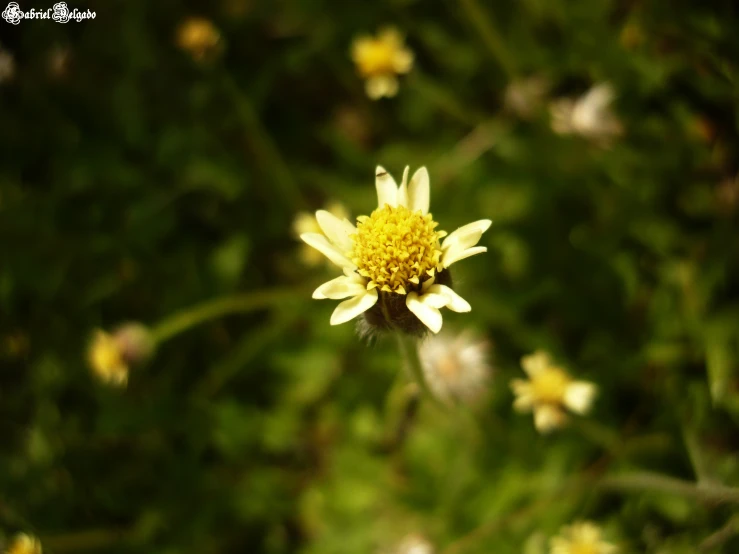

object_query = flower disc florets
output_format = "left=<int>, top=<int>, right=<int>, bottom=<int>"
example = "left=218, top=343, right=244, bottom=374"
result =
left=351, top=204, right=444, bottom=295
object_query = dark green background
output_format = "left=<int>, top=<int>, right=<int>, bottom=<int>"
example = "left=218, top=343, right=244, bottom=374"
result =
left=1, top=0, right=738, bottom=552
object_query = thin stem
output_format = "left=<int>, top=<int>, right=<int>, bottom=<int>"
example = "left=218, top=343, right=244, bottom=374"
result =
left=221, top=73, right=305, bottom=211
left=457, top=0, right=517, bottom=79
left=150, top=287, right=306, bottom=344
left=599, top=471, right=739, bottom=505
left=699, top=514, right=739, bottom=551
left=395, top=333, right=446, bottom=409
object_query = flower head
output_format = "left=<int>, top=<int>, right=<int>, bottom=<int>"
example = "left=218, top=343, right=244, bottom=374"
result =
left=87, top=323, right=154, bottom=387
left=351, top=28, right=413, bottom=99
left=176, top=17, right=222, bottom=62
left=300, top=166, right=491, bottom=335
left=419, top=330, right=491, bottom=405
left=550, top=83, right=623, bottom=145
left=293, top=202, right=350, bottom=266
left=5, top=533, right=42, bottom=554
left=510, top=351, right=597, bottom=433
left=550, top=521, right=617, bottom=554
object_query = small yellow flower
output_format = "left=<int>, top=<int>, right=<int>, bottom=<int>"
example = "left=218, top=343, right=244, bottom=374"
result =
left=550, top=521, right=617, bottom=554
left=550, top=83, right=623, bottom=146
left=88, top=330, right=128, bottom=386
left=300, top=166, right=491, bottom=335
left=5, top=533, right=42, bottom=554
left=510, top=351, right=597, bottom=433
left=176, top=17, right=222, bottom=62
left=419, top=330, right=491, bottom=405
left=293, top=202, right=350, bottom=267
left=87, top=324, right=154, bottom=387
left=351, top=28, right=414, bottom=99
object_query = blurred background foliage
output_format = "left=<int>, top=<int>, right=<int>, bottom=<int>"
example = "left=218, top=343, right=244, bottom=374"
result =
left=1, top=0, right=739, bottom=552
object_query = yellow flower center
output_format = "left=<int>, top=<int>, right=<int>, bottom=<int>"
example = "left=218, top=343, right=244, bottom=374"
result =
left=354, top=39, right=399, bottom=76
left=531, top=367, right=571, bottom=404
left=351, top=204, right=443, bottom=294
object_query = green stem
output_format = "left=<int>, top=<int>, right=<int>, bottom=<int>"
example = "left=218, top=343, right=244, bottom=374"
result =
left=599, top=471, right=739, bottom=505
left=395, top=333, right=446, bottom=409
left=150, top=287, right=306, bottom=344
left=221, top=73, right=305, bottom=211
left=458, top=0, right=517, bottom=79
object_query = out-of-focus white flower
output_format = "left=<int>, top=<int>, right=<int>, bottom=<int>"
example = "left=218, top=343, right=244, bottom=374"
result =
left=0, top=46, right=15, bottom=83
left=510, top=350, right=597, bottom=433
left=550, top=83, right=623, bottom=145
left=351, top=28, right=414, bottom=100
left=504, top=76, right=550, bottom=119
left=550, top=521, right=617, bottom=554
left=419, top=330, right=491, bottom=405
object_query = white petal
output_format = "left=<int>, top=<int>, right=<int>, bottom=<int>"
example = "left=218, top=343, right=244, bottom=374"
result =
left=406, top=292, right=443, bottom=333
left=442, top=246, right=488, bottom=268
left=428, top=284, right=471, bottom=312
left=313, top=275, right=368, bottom=300
left=397, top=166, right=410, bottom=208
left=300, top=233, right=355, bottom=269
left=421, top=275, right=436, bottom=292
left=564, top=381, right=598, bottom=414
left=534, top=405, right=565, bottom=433
left=330, top=289, right=378, bottom=325
left=408, top=166, right=430, bottom=214
left=416, top=291, right=448, bottom=309
left=315, top=210, right=356, bottom=252
left=510, top=379, right=534, bottom=412
left=375, top=166, right=398, bottom=208
left=441, top=219, right=493, bottom=252
left=521, top=351, right=550, bottom=377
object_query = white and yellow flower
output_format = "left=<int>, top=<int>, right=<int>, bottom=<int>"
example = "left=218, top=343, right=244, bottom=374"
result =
left=300, top=166, right=491, bottom=334
left=550, top=521, right=617, bottom=554
left=511, top=350, right=597, bottom=433
left=351, top=28, right=414, bottom=99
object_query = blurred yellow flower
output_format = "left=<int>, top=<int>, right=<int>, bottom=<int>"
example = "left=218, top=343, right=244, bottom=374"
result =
left=176, top=17, right=222, bottom=62
left=87, top=324, right=154, bottom=387
left=88, top=330, right=128, bottom=386
left=5, top=533, right=42, bottom=554
left=300, top=166, right=491, bottom=335
left=550, top=521, right=617, bottom=554
left=419, top=330, right=491, bottom=405
left=510, top=351, right=597, bottom=433
left=351, top=28, right=413, bottom=99
left=293, top=202, right=350, bottom=267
